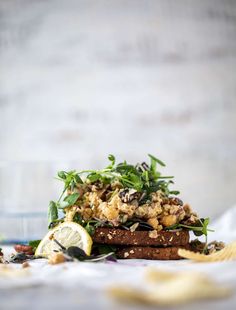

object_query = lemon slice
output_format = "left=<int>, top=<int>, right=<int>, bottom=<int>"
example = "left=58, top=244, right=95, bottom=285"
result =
left=35, top=222, right=92, bottom=258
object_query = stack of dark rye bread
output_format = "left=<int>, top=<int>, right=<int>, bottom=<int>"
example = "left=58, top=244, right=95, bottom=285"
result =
left=93, top=227, right=190, bottom=260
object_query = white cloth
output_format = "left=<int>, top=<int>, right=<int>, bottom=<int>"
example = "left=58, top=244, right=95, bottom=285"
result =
left=211, top=205, right=236, bottom=242
left=1, top=207, right=236, bottom=310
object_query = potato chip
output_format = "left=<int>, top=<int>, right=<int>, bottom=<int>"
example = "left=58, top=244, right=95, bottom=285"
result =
left=0, top=265, right=30, bottom=277
left=145, top=268, right=178, bottom=282
left=108, top=287, right=153, bottom=305
left=178, top=241, right=236, bottom=262
left=108, top=269, right=231, bottom=305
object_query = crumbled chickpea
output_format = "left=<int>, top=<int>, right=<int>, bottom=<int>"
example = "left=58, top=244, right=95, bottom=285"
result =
left=147, top=218, right=159, bottom=229
left=48, top=252, right=66, bottom=265
left=163, top=204, right=171, bottom=212
left=178, top=211, right=185, bottom=221
left=102, top=204, right=119, bottom=221
left=169, top=205, right=179, bottom=215
left=124, top=252, right=129, bottom=258
left=161, top=215, right=177, bottom=227
left=183, top=203, right=192, bottom=215
left=151, top=191, right=164, bottom=203
left=22, top=262, right=30, bottom=268
left=82, top=207, right=93, bottom=220
left=72, top=184, right=198, bottom=230
left=118, top=202, right=136, bottom=216
left=135, top=205, right=147, bottom=217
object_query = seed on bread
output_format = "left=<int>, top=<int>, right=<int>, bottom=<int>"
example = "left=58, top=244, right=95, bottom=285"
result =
left=107, top=234, right=113, bottom=240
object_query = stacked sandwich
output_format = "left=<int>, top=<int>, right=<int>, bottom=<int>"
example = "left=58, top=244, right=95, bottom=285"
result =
left=93, top=227, right=190, bottom=260
left=46, top=154, right=210, bottom=260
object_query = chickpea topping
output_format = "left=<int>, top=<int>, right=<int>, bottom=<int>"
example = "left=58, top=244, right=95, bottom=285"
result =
left=124, top=252, right=129, bottom=258
left=161, top=215, right=177, bottom=227
left=48, top=252, right=66, bottom=265
left=147, top=218, right=159, bottom=229
left=64, top=182, right=198, bottom=230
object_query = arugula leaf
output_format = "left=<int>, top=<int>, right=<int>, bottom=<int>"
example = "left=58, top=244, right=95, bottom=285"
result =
left=166, top=217, right=214, bottom=252
left=85, top=222, right=96, bottom=235
left=143, top=170, right=150, bottom=186
left=54, top=154, right=179, bottom=212
left=57, top=193, right=80, bottom=209
left=108, top=154, right=116, bottom=167
left=148, top=154, right=166, bottom=167
left=115, top=163, right=137, bottom=175
left=169, top=190, right=180, bottom=195
left=129, top=173, right=143, bottom=191
left=75, top=174, right=83, bottom=184
left=57, top=171, right=67, bottom=179
left=56, top=200, right=70, bottom=209
left=73, top=213, right=84, bottom=224
left=64, top=193, right=80, bottom=206
left=28, top=240, right=41, bottom=252
left=178, top=218, right=214, bottom=237
left=87, top=173, right=101, bottom=183
left=202, top=218, right=210, bottom=236
left=48, top=201, right=58, bottom=228
left=57, top=170, right=83, bottom=201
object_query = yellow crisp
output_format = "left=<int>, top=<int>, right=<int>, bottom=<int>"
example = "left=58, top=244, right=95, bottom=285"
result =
left=108, top=269, right=231, bottom=306
left=178, top=241, right=236, bottom=262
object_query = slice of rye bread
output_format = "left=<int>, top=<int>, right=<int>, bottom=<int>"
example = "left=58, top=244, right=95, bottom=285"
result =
left=93, top=228, right=189, bottom=247
left=116, top=245, right=190, bottom=260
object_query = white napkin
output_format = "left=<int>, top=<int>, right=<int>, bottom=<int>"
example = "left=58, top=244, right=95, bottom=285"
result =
left=211, top=205, right=236, bottom=242
left=1, top=207, right=236, bottom=310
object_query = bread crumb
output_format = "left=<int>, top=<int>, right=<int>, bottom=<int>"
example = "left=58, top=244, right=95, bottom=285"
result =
left=124, top=252, right=129, bottom=258
left=149, top=230, right=158, bottom=239
left=22, top=262, right=30, bottom=268
left=107, top=233, right=113, bottom=240
left=130, top=250, right=134, bottom=254
left=48, top=252, right=66, bottom=265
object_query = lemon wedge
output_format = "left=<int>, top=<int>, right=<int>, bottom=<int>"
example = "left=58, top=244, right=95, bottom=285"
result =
left=35, top=222, right=92, bottom=258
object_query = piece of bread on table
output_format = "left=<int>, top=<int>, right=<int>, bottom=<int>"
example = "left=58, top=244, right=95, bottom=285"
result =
left=93, top=227, right=189, bottom=247
left=116, top=245, right=190, bottom=260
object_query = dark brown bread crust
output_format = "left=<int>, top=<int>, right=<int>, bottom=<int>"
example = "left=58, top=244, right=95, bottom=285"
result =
left=116, top=245, right=190, bottom=260
left=93, top=228, right=189, bottom=246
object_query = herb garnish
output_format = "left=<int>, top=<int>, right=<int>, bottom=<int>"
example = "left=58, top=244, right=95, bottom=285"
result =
left=166, top=217, right=214, bottom=251
left=47, top=154, right=178, bottom=227
left=48, top=201, right=59, bottom=228
left=28, top=240, right=41, bottom=252
left=46, top=154, right=213, bottom=248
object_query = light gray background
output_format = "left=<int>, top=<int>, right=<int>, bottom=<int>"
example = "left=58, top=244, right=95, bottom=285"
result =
left=0, top=0, right=236, bottom=232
